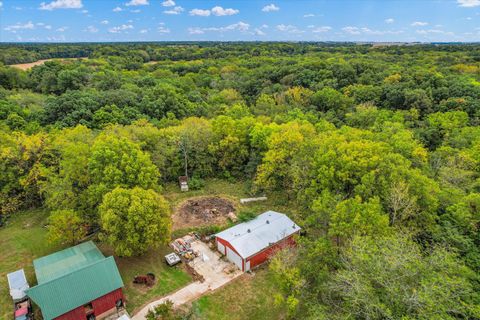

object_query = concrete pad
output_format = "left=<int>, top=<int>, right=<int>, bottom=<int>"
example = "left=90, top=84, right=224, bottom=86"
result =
left=132, top=240, right=242, bottom=320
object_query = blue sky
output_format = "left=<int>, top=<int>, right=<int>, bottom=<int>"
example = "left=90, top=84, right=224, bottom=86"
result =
left=0, top=0, right=479, bottom=42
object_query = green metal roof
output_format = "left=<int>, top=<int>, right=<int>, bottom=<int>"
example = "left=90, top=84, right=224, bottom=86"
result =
left=33, top=241, right=105, bottom=284
left=26, top=242, right=124, bottom=320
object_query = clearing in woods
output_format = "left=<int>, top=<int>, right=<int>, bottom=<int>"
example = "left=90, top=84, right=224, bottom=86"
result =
left=8, top=57, right=88, bottom=70
left=172, top=196, right=236, bottom=230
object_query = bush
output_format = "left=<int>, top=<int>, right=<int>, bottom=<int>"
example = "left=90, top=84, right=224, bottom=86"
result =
left=188, top=176, right=205, bottom=190
left=238, top=209, right=256, bottom=222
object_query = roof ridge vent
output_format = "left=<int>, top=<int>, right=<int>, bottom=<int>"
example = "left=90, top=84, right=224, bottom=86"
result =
left=247, top=229, right=251, bottom=233
left=266, top=220, right=270, bottom=224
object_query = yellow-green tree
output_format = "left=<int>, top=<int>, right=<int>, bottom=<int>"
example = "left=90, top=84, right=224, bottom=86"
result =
left=99, top=187, right=171, bottom=256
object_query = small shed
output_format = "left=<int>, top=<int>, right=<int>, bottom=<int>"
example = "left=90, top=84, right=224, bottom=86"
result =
left=215, top=211, right=300, bottom=272
left=178, top=176, right=189, bottom=192
left=7, top=269, right=29, bottom=302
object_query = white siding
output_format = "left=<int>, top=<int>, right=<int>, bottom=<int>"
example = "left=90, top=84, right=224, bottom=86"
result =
left=245, top=260, right=251, bottom=272
left=226, top=246, right=243, bottom=271
left=217, top=241, right=226, bottom=255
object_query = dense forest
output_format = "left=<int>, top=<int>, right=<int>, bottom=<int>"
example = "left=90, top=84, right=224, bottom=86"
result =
left=1, top=42, right=480, bottom=319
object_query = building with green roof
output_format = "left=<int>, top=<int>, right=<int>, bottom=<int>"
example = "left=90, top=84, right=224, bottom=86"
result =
left=27, top=241, right=125, bottom=320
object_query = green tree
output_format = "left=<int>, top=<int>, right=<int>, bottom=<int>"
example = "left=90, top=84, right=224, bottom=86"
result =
left=99, top=187, right=171, bottom=256
left=87, top=135, right=159, bottom=210
left=47, top=209, right=87, bottom=246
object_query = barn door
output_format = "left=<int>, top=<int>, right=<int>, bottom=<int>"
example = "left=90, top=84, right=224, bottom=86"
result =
left=226, top=247, right=243, bottom=271
left=245, top=260, right=251, bottom=272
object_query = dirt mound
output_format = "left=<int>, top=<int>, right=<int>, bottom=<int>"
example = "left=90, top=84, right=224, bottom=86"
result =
left=173, top=196, right=236, bottom=230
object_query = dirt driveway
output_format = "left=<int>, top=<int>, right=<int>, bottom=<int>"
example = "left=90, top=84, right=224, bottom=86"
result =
left=132, top=241, right=242, bottom=320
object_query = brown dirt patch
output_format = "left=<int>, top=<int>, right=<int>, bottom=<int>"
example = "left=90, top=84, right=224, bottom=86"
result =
left=172, top=196, right=236, bottom=230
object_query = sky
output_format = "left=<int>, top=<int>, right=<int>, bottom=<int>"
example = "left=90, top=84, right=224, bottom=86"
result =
left=0, top=0, right=479, bottom=42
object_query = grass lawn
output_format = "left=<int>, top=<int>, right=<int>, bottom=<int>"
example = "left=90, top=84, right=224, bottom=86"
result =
left=99, top=244, right=192, bottom=314
left=186, top=267, right=285, bottom=320
left=0, top=179, right=295, bottom=319
left=0, top=209, right=59, bottom=320
left=0, top=209, right=192, bottom=318
left=164, top=178, right=299, bottom=220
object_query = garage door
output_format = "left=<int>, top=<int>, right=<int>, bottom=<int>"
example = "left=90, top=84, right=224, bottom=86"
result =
left=217, top=241, right=226, bottom=255
left=226, top=247, right=243, bottom=271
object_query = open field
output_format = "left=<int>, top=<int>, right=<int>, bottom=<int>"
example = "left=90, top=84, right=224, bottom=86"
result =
left=185, top=267, right=285, bottom=320
left=8, top=57, right=88, bottom=70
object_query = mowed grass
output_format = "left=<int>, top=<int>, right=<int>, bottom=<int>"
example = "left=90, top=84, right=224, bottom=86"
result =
left=187, top=267, right=285, bottom=320
left=0, top=210, right=191, bottom=318
left=99, top=244, right=192, bottom=314
left=164, top=178, right=298, bottom=218
left=0, top=209, right=59, bottom=320
left=0, top=179, right=295, bottom=319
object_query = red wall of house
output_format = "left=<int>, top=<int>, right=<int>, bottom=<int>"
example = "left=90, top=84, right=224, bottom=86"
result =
left=55, top=306, right=85, bottom=320
left=246, top=233, right=298, bottom=269
left=54, top=288, right=124, bottom=320
left=217, top=232, right=299, bottom=271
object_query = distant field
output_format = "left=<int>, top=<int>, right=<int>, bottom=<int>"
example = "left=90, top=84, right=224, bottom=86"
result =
left=8, top=57, right=88, bottom=70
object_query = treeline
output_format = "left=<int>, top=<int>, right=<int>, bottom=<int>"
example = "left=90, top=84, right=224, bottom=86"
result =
left=1, top=43, right=480, bottom=318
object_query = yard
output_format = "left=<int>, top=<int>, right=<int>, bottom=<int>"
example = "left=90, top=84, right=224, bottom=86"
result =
left=0, top=209, right=192, bottom=317
left=186, top=267, right=285, bottom=320
left=0, top=179, right=294, bottom=319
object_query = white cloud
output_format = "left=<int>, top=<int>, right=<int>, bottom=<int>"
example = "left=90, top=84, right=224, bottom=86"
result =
left=211, top=6, right=239, bottom=16
left=342, top=26, right=403, bottom=35
left=101, top=20, right=109, bottom=25
left=262, top=3, right=279, bottom=12
left=0, top=2, right=3, bottom=8
left=411, top=21, right=428, bottom=26
left=312, top=26, right=332, bottom=33
left=4, top=21, right=35, bottom=31
left=39, top=0, right=82, bottom=10
left=457, top=0, right=480, bottom=7
left=56, top=26, right=68, bottom=31
left=162, top=0, right=175, bottom=7
left=254, top=28, right=266, bottom=36
left=188, top=21, right=250, bottom=34
left=188, top=27, right=204, bottom=34
left=125, top=0, right=148, bottom=6
left=113, top=6, right=123, bottom=12
left=81, top=9, right=88, bottom=13
left=86, top=25, right=98, bottom=33
left=385, top=18, right=394, bottom=24
left=140, top=29, right=148, bottom=33
left=164, top=6, right=183, bottom=14
left=158, top=25, right=170, bottom=33
left=109, top=24, right=134, bottom=33
left=261, top=24, right=269, bottom=29
left=190, top=8, right=211, bottom=16
left=304, top=14, right=315, bottom=18
left=45, top=25, right=52, bottom=29
left=416, top=29, right=454, bottom=36
left=276, top=24, right=303, bottom=34
left=130, top=9, right=141, bottom=13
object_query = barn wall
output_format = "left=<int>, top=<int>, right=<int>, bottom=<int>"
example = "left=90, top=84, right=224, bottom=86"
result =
left=246, top=233, right=298, bottom=270
left=54, top=306, right=85, bottom=320
left=53, top=288, right=124, bottom=320
left=92, top=288, right=124, bottom=317
left=216, top=237, right=245, bottom=271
